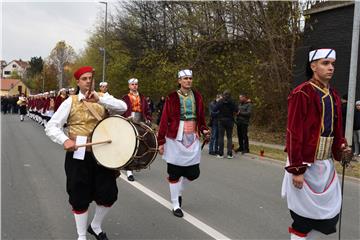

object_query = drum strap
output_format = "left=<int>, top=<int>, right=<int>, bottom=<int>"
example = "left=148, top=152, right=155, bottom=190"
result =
left=82, top=100, right=103, bottom=121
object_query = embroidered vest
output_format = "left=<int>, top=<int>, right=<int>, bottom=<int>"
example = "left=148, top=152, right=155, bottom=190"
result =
left=67, top=95, right=107, bottom=138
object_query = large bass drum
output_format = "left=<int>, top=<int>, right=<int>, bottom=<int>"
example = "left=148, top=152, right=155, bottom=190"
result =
left=91, top=116, right=158, bottom=170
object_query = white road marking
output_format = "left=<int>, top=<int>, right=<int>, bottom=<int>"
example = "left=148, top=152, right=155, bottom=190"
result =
left=119, top=174, right=231, bottom=240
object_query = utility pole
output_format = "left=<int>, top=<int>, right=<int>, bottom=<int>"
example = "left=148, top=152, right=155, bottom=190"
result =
left=42, top=73, right=45, bottom=93
left=345, top=1, right=360, bottom=145
left=99, top=1, right=108, bottom=83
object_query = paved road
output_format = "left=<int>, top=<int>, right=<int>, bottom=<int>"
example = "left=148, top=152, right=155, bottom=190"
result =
left=2, top=114, right=359, bottom=240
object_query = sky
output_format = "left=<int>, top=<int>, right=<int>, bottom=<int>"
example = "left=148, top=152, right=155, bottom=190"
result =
left=1, top=0, right=112, bottom=63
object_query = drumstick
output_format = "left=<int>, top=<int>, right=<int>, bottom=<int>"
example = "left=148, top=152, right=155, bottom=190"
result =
left=76, top=139, right=112, bottom=148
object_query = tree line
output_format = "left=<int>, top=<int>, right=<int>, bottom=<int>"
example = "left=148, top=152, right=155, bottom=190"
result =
left=26, top=1, right=304, bottom=130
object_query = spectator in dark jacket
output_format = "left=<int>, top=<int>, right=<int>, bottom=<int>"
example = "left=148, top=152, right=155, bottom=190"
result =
left=10, top=95, right=19, bottom=114
left=146, top=96, right=155, bottom=115
left=208, top=94, right=221, bottom=155
left=235, top=94, right=252, bottom=154
left=1, top=96, right=9, bottom=114
left=156, top=96, right=166, bottom=125
left=214, top=90, right=237, bottom=158
left=353, top=100, right=360, bottom=156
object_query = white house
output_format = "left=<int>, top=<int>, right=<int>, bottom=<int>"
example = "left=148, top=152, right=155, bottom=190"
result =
left=0, top=60, right=7, bottom=78
left=2, top=60, right=29, bottom=78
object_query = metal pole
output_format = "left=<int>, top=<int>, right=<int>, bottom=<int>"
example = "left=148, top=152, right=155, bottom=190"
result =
left=102, top=48, right=106, bottom=83
left=100, top=1, right=107, bottom=83
left=338, top=163, right=346, bottom=240
left=345, top=1, right=360, bottom=146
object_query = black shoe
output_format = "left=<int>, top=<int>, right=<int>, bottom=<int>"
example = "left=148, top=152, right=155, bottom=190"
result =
left=87, top=225, right=109, bottom=240
left=178, top=196, right=182, bottom=208
left=172, top=208, right=184, bottom=218
left=127, top=175, right=135, bottom=181
left=209, top=152, right=216, bottom=155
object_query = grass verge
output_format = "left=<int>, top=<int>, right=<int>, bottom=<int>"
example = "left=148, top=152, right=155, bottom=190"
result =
left=249, top=144, right=359, bottom=179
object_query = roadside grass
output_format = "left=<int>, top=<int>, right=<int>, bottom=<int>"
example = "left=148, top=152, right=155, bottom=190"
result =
left=334, top=161, right=360, bottom=179
left=249, top=144, right=360, bottom=179
left=248, top=125, right=286, bottom=145
left=249, top=144, right=286, bottom=161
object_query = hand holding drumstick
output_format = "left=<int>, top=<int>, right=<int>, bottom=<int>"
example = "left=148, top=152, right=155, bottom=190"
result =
left=63, top=139, right=112, bottom=151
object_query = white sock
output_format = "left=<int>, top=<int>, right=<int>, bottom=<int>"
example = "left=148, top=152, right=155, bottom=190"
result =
left=169, top=181, right=182, bottom=210
left=179, top=177, right=191, bottom=196
left=306, top=230, right=320, bottom=240
left=127, top=170, right=133, bottom=177
left=74, top=211, right=88, bottom=240
left=290, top=233, right=306, bottom=240
left=91, top=205, right=111, bottom=235
left=20, top=115, right=24, bottom=121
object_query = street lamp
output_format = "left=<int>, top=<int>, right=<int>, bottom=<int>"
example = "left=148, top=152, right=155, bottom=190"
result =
left=99, top=1, right=108, bottom=83
left=99, top=47, right=105, bottom=85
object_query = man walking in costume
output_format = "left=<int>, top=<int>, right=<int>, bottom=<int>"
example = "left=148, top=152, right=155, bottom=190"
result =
left=281, top=48, right=352, bottom=239
left=157, top=69, right=210, bottom=217
left=122, top=78, right=152, bottom=181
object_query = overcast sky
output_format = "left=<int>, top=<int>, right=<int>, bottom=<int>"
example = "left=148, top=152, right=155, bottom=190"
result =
left=1, top=1, right=112, bottom=62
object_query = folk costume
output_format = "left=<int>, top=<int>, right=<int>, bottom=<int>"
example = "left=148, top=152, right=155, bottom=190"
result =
left=54, top=88, right=68, bottom=112
left=42, top=91, right=56, bottom=126
left=17, top=95, right=27, bottom=121
left=45, top=66, right=127, bottom=240
left=122, top=78, right=152, bottom=181
left=281, top=49, right=346, bottom=239
left=157, top=69, right=208, bottom=217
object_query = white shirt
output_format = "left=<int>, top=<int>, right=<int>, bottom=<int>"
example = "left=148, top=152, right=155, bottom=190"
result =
left=45, top=91, right=127, bottom=145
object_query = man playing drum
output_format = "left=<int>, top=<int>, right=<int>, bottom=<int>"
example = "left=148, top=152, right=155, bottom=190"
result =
left=158, top=69, right=210, bottom=217
left=122, top=78, right=152, bottom=181
left=45, top=66, right=127, bottom=240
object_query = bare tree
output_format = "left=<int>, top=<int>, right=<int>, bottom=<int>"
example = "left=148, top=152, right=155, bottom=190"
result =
left=48, top=41, right=76, bottom=88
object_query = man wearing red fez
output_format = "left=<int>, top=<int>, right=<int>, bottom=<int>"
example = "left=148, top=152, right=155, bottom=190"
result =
left=45, top=66, right=127, bottom=240
left=281, top=49, right=352, bottom=239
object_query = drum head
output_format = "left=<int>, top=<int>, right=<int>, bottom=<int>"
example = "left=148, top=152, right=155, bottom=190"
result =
left=91, top=116, right=138, bottom=169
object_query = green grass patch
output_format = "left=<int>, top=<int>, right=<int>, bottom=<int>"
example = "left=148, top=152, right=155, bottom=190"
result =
left=334, top=161, right=360, bottom=179
left=249, top=144, right=359, bottom=179
left=249, top=144, right=287, bottom=161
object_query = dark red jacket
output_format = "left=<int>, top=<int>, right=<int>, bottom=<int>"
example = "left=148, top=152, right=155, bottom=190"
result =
left=157, top=90, right=208, bottom=146
left=42, top=98, right=50, bottom=113
left=285, top=81, right=346, bottom=175
left=122, top=93, right=152, bottom=121
left=54, top=95, right=67, bottom=112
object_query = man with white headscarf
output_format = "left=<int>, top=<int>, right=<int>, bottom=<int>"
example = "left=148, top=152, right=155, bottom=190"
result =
left=122, top=78, right=152, bottom=181
left=98, top=82, right=109, bottom=97
left=157, top=69, right=210, bottom=218
left=281, top=48, right=352, bottom=239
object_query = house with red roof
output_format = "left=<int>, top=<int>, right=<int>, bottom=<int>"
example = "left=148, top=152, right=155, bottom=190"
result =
left=0, top=78, right=31, bottom=96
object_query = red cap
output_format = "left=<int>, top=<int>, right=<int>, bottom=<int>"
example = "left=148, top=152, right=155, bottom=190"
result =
left=74, top=66, right=94, bottom=80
